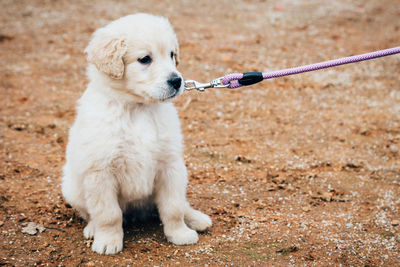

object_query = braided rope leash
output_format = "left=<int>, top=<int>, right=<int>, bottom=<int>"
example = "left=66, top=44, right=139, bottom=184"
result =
left=184, top=46, right=400, bottom=91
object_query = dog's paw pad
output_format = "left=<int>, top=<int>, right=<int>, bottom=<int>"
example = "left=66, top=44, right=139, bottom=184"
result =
left=92, top=234, right=123, bottom=255
left=167, top=227, right=198, bottom=245
left=185, top=210, right=212, bottom=231
left=83, top=222, right=95, bottom=239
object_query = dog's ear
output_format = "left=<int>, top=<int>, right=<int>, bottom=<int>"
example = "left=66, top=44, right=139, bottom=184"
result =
left=85, top=31, right=127, bottom=79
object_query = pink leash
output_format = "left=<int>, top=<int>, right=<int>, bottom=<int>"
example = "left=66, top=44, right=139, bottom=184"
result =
left=184, top=46, right=400, bottom=91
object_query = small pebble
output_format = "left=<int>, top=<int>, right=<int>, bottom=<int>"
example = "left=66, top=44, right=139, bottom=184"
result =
left=21, top=222, right=46, bottom=235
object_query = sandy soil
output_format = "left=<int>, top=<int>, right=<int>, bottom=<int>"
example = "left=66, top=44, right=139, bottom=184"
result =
left=1, top=0, right=400, bottom=265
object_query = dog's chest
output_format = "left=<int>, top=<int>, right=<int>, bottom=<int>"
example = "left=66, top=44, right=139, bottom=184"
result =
left=111, top=104, right=178, bottom=201
left=115, top=105, right=170, bottom=156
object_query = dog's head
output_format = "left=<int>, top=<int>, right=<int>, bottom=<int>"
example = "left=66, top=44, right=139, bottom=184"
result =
left=85, top=14, right=182, bottom=104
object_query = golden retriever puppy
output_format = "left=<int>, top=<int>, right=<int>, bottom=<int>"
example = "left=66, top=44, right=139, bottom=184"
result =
left=61, top=13, right=211, bottom=255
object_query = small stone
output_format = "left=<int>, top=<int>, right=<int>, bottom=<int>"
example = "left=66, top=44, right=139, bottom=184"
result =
left=236, top=211, right=246, bottom=217
left=302, top=206, right=311, bottom=212
left=389, top=144, right=399, bottom=153
left=321, top=192, right=333, bottom=202
left=0, top=221, right=4, bottom=227
left=392, top=220, right=400, bottom=226
left=287, top=184, right=295, bottom=191
left=212, top=207, right=227, bottom=215
left=63, top=35, right=73, bottom=43
left=265, top=183, right=277, bottom=191
left=221, top=56, right=233, bottom=63
left=21, top=222, right=46, bottom=235
left=37, top=224, right=45, bottom=233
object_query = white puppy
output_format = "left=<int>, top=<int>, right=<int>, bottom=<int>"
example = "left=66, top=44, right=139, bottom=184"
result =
left=61, top=13, right=211, bottom=255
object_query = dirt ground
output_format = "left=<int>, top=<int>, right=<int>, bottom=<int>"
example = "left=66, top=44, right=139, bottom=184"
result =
left=1, top=0, right=400, bottom=266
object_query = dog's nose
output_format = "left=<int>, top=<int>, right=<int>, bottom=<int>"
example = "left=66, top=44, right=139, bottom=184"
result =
left=167, top=76, right=182, bottom=90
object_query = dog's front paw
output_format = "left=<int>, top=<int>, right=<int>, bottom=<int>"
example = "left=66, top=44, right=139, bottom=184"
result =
left=185, top=209, right=212, bottom=231
left=165, top=226, right=199, bottom=245
left=83, top=221, right=95, bottom=239
left=91, top=230, right=123, bottom=255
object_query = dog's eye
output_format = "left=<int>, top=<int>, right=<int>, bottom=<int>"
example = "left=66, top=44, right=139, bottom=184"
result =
left=138, top=55, right=152, bottom=65
left=170, top=52, right=174, bottom=60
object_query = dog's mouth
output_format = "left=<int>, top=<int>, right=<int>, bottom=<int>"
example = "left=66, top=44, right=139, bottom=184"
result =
left=159, top=87, right=182, bottom=101
left=161, top=92, right=178, bottom=101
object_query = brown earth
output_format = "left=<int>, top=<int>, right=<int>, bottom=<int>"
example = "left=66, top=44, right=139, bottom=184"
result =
left=1, top=0, right=400, bottom=266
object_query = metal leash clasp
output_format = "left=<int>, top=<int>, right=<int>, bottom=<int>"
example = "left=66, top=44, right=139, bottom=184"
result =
left=184, top=77, right=229, bottom=91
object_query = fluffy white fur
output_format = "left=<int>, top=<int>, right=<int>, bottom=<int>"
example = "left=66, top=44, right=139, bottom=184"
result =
left=62, top=13, right=211, bottom=255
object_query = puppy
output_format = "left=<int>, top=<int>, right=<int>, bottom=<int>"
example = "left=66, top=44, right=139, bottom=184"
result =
left=61, top=13, right=211, bottom=255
